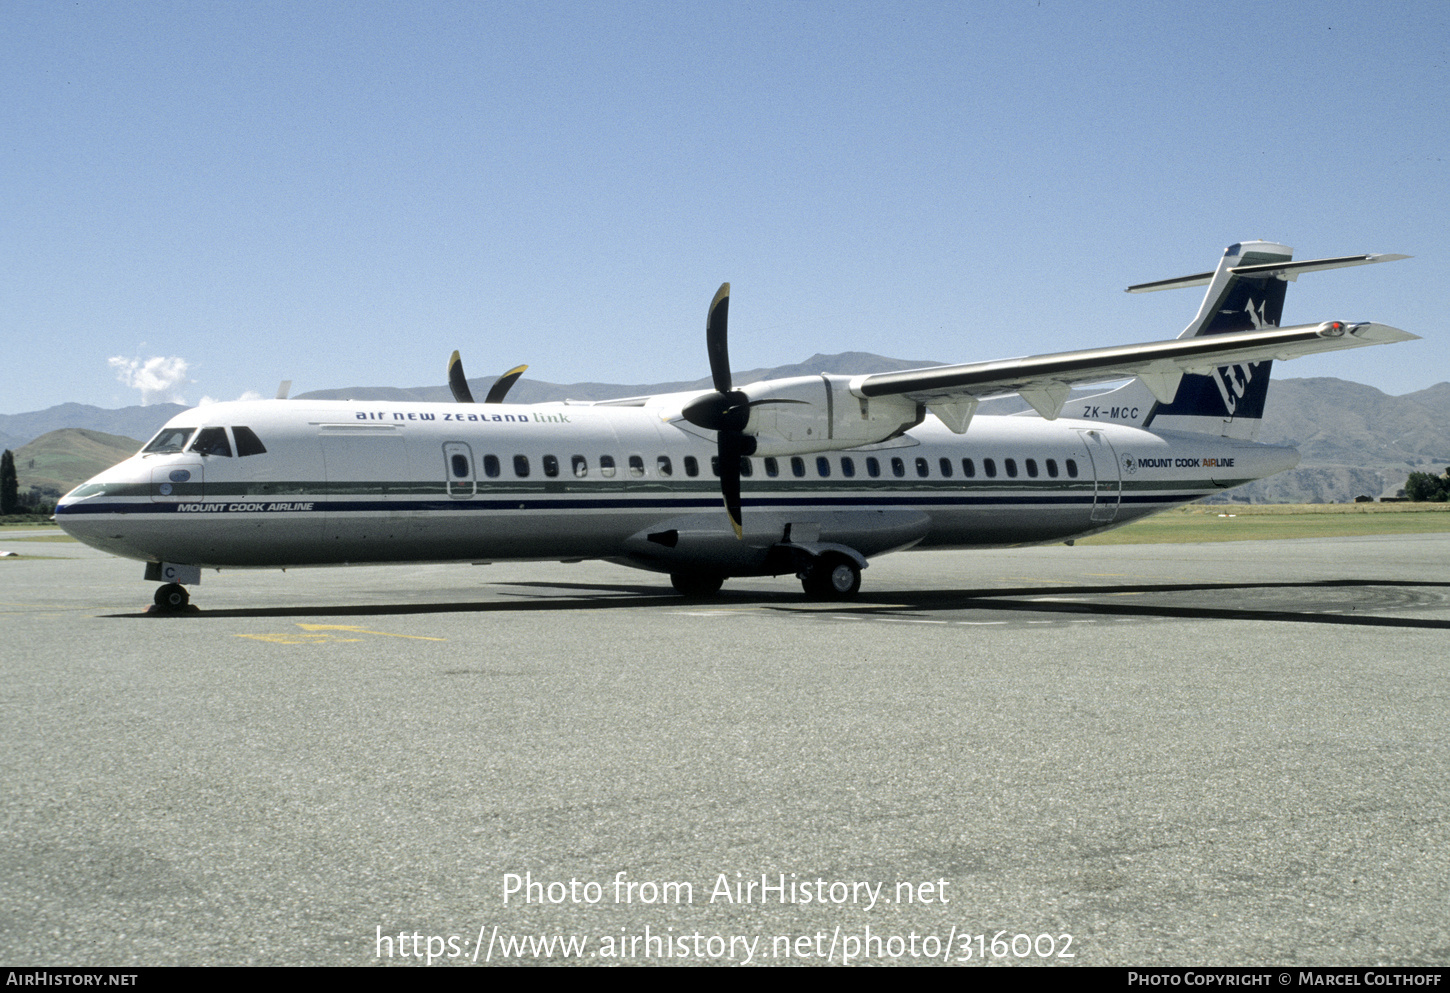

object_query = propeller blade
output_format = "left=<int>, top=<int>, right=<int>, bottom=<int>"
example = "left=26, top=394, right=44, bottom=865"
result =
left=706, top=283, right=732, bottom=394
left=692, top=282, right=751, bottom=539
left=718, top=433, right=754, bottom=540
left=447, top=350, right=476, bottom=403
left=484, top=364, right=528, bottom=404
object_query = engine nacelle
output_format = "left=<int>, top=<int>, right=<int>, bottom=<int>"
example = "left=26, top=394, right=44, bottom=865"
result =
left=738, top=375, right=922, bottom=457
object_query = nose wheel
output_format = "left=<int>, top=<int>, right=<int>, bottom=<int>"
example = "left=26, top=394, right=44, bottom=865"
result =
left=153, top=583, right=191, bottom=611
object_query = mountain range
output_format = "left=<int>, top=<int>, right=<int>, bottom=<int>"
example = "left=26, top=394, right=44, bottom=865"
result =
left=5, top=355, right=1449, bottom=503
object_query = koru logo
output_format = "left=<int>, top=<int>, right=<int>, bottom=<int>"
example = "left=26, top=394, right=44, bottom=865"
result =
left=1121, top=454, right=1137, bottom=474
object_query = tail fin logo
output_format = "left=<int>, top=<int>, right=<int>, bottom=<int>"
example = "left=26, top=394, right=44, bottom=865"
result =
left=1245, top=298, right=1273, bottom=330
left=1209, top=361, right=1260, bottom=415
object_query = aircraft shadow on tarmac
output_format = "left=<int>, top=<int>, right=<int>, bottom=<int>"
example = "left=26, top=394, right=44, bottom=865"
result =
left=108, top=578, right=1450, bottom=629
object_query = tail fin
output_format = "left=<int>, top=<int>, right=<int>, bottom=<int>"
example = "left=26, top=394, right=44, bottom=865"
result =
left=1139, top=241, right=1292, bottom=438
left=1075, top=242, right=1407, bottom=440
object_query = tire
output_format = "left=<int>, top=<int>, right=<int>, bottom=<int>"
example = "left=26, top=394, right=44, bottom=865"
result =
left=801, top=553, right=861, bottom=599
left=670, top=572, right=725, bottom=597
left=154, top=583, right=190, bottom=610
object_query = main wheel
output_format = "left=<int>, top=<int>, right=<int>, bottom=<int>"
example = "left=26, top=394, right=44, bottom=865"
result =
left=801, top=554, right=861, bottom=599
left=153, top=583, right=190, bottom=610
left=670, top=572, right=724, bottom=597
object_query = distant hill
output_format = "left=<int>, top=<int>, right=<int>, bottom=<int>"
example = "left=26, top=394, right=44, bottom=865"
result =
left=14, top=429, right=144, bottom=497
left=4, top=359, right=1449, bottom=505
left=0, top=403, right=184, bottom=456
left=1210, top=378, right=1450, bottom=503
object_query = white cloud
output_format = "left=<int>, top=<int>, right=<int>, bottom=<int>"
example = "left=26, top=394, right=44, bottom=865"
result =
left=237, top=390, right=264, bottom=401
left=108, top=355, right=190, bottom=405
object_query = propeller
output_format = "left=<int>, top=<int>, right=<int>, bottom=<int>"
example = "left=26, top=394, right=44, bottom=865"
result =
left=448, top=351, right=529, bottom=404
left=681, top=283, right=755, bottom=539
left=484, top=364, right=529, bottom=404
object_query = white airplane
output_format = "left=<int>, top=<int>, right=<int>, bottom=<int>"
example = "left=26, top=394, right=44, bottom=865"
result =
left=56, top=241, right=1415, bottom=610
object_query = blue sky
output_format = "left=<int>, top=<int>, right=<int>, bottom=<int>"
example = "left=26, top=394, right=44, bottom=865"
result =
left=3, top=0, right=1446, bottom=413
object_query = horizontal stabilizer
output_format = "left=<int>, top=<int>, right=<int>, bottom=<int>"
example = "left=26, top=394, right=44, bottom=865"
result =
left=1128, top=252, right=1409, bottom=293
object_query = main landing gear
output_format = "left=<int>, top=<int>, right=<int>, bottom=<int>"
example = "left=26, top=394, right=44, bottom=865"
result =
left=667, top=552, right=864, bottom=601
left=670, top=572, right=725, bottom=597
left=799, top=552, right=862, bottom=600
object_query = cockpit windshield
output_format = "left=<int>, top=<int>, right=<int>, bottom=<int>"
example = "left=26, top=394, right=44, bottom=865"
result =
left=142, top=427, right=197, bottom=455
left=188, top=427, right=232, bottom=457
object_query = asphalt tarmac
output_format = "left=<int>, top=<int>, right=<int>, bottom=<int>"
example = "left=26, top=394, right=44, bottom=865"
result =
left=2, top=532, right=1448, bottom=966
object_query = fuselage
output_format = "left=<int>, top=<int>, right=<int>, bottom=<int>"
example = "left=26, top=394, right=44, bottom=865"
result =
left=55, top=397, right=1298, bottom=575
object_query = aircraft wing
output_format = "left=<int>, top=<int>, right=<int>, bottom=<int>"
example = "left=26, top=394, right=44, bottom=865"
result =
left=851, top=321, right=1418, bottom=424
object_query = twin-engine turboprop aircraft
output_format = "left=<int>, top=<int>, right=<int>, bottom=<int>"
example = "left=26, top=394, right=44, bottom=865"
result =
left=56, top=242, right=1416, bottom=609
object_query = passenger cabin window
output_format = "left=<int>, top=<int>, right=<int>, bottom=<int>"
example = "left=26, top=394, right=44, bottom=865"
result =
left=764, top=457, right=779, bottom=477
left=1005, top=458, right=1018, bottom=478
left=684, top=456, right=699, bottom=477
left=962, top=458, right=975, bottom=478
left=739, top=457, right=753, bottom=477
left=1066, top=459, right=1079, bottom=478
left=657, top=455, right=672, bottom=477
left=891, top=457, right=905, bottom=478
left=939, top=457, right=953, bottom=478
left=143, top=427, right=196, bottom=454
left=600, top=455, right=616, bottom=478
left=866, top=457, right=881, bottom=478
left=233, top=426, right=267, bottom=457
left=451, top=454, right=470, bottom=478
left=542, top=455, right=560, bottom=478
left=513, top=455, right=530, bottom=477
left=1026, top=458, right=1039, bottom=478
left=984, top=458, right=997, bottom=478
left=189, top=427, right=232, bottom=457
left=628, top=455, right=645, bottom=478
left=791, top=456, right=806, bottom=478
left=572, top=455, right=588, bottom=477
left=816, top=456, right=830, bottom=477
left=915, top=457, right=929, bottom=478
left=484, top=455, right=501, bottom=478
left=840, top=457, right=855, bottom=478
left=1046, top=459, right=1059, bottom=478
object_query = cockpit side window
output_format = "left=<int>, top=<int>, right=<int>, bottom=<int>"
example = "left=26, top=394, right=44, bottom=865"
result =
left=233, top=426, right=267, bottom=457
left=143, top=427, right=197, bottom=454
left=189, top=427, right=232, bottom=457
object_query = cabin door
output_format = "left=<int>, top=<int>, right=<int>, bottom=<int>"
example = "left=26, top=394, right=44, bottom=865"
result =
left=1079, top=430, right=1121, bottom=523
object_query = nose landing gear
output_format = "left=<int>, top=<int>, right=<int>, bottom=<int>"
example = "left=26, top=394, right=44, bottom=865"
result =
left=152, top=583, right=191, bottom=611
left=143, top=563, right=201, bottom=613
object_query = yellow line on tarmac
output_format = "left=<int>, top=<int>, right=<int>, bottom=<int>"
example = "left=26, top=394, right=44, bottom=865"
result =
left=294, top=623, right=446, bottom=641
